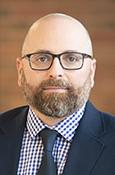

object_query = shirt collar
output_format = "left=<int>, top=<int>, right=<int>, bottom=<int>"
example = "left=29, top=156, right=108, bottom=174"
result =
left=26, top=104, right=86, bottom=142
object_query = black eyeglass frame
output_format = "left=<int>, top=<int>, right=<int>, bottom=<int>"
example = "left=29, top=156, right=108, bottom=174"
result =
left=22, top=51, right=93, bottom=71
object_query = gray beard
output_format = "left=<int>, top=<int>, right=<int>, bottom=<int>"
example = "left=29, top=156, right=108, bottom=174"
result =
left=20, top=70, right=91, bottom=118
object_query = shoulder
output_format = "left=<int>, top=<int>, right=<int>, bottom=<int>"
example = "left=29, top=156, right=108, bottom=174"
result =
left=0, top=106, right=29, bottom=122
left=99, top=110, right=115, bottom=132
left=88, top=101, right=115, bottom=131
left=84, top=101, right=115, bottom=137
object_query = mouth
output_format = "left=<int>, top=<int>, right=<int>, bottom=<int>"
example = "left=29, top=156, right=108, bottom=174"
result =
left=43, top=86, right=68, bottom=92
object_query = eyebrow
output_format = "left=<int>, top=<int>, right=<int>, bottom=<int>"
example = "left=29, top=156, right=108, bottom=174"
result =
left=27, top=49, right=80, bottom=55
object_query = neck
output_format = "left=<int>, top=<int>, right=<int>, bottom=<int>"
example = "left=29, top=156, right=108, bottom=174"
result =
left=31, top=107, right=65, bottom=126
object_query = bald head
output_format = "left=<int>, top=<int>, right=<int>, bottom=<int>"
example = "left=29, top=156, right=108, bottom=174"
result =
left=22, top=13, right=93, bottom=57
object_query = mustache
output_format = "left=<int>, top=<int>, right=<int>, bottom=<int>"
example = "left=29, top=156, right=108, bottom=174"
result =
left=39, top=79, right=73, bottom=90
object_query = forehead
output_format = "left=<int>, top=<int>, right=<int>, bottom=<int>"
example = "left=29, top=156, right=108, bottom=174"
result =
left=22, top=15, right=92, bottom=57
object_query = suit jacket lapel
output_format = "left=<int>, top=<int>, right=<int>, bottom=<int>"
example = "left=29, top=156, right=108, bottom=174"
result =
left=63, top=102, right=106, bottom=175
left=0, top=106, right=28, bottom=175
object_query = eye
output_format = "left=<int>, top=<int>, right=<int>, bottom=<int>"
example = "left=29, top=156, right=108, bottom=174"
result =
left=68, top=56, right=76, bottom=62
left=66, top=54, right=81, bottom=63
left=38, top=55, right=49, bottom=62
left=31, top=54, right=51, bottom=63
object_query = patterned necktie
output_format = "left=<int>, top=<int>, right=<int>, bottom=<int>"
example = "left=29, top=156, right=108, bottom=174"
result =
left=39, top=128, right=58, bottom=175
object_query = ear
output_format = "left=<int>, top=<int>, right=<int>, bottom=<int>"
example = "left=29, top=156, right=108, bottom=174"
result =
left=16, top=57, right=23, bottom=87
left=90, top=58, right=96, bottom=88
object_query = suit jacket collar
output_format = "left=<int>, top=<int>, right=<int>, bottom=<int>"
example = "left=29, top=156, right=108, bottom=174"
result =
left=0, top=102, right=107, bottom=175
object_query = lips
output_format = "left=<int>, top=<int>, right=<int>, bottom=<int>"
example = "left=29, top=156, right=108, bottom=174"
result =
left=43, top=86, right=67, bottom=92
left=43, top=86, right=66, bottom=89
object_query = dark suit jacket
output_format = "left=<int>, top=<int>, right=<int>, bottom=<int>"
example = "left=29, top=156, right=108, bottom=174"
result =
left=0, top=101, right=115, bottom=175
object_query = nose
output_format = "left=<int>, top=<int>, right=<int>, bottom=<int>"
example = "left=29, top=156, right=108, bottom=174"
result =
left=48, top=57, right=64, bottom=79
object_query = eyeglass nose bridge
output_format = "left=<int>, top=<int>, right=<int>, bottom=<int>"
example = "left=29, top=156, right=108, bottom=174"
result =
left=50, top=53, right=64, bottom=69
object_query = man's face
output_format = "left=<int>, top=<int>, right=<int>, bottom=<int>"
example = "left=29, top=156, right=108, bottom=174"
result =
left=17, top=16, right=96, bottom=118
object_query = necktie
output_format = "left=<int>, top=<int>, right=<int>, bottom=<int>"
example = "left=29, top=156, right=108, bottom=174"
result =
left=39, top=128, right=58, bottom=175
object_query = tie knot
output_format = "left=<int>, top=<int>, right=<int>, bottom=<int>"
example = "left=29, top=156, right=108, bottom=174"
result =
left=40, top=128, right=58, bottom=152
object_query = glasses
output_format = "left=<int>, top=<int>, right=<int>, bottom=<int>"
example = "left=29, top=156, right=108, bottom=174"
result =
left=22, top=51, right=93, bottom=71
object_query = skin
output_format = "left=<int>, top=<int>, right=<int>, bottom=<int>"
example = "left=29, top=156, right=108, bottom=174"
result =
left=16, top=13, right=96, bottom=126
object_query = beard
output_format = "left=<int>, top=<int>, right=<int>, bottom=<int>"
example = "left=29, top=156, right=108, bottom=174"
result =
left=20, top=69, right=92, bottom=118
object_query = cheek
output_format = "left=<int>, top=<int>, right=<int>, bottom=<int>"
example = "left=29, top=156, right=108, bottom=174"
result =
left=67, top=67, right=91, bottom=88
left=68, top=74, right=85, bottom=88
left=23, top=68, right=48, bottom=86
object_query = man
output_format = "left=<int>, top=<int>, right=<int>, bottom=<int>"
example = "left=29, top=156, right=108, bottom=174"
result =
left=0, top=13, right=115, bottom=175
